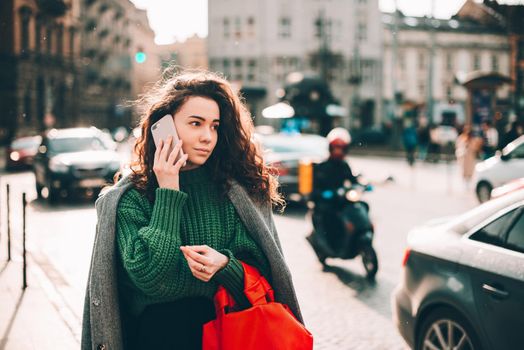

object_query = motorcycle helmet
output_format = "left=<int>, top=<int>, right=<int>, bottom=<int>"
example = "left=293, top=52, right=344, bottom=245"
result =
left=326, top=127, right=351, bottom=159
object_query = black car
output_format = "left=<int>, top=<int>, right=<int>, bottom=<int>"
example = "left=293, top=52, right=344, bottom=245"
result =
left=392, top=189, right=524, bottom=350
left=33, top=127, right=122, bottom=201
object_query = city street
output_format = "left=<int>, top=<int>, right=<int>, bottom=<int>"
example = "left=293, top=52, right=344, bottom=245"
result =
left=0, top=156, right=478, bottom=349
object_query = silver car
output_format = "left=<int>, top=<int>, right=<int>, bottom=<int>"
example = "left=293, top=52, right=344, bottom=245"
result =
left=256, top=132, right=329, bottom=201
left=393, top=189, right=524, bottom=350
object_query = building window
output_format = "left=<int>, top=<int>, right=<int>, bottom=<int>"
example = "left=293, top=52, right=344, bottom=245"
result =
left=46, top=26, right=53, bottom=54
left=357, top=22, right=367, bottom=41
left=234, top=58, right=243, bottom=80
left=20, top=6, right=31, bottom=54
left=491, top=54, right=498, bottom=72
left=223, top=58, right=231, bottom=77
left=247, top=59, right=257, bottom=81
left=473, top=54, right=481, bottom=70
left=19, top=7, right=32, bottom=54
left=35, top=17, right=42, bottom=53
left=418, top=52, right=425, bottom=70
left=418, top=82, right=425, bottom=97
left=279, top=17, right=291, bottom=39
left=56, top=24, right=63, bottom=56
left=234, top=17, right=241, bottom=40
left=247, top=16, right=255, bottom=38
left=398, top=52, right=405, bottom=70
left=446, top=52, right=453, bottom=71
left=69, top=27, right=75, bottom=57
left=223, top=18, right=230, bottom=38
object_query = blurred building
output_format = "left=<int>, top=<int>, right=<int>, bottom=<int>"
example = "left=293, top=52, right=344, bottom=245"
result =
left=459, top=0, right=524, bottom=123
left=0, top=0, right=82, bottom=143
left=80, top=0, right=162, bottom=130
left=126, top=3, right=164, bottom=106
left=158, top=35, right=208, bottom=70
left=382, top=9, right=511, bottom=128
left=208, top=0, right=383, bottom=131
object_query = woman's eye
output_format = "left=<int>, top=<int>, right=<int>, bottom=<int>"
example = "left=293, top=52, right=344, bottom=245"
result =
left=190, top=121, right=200, bottom=126
left=213, top=124, right=220, bottom=130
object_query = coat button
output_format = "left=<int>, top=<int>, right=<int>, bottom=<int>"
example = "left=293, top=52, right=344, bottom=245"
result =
left=97, top=344, right=106, bottom=350
left=92, top=298, right=100, bottom=306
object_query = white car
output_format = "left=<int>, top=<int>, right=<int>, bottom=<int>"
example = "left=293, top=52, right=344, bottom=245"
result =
left=475, top=135, right=524, bottom=202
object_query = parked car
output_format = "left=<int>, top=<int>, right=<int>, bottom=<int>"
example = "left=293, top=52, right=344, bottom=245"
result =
left=6, top=135, right=42, bottom=170
left=33, top=127, right=122, bottom=201
left=256, top=132, right=329, bottom=201
left=392, top=189, right=524, bottom=350
left=434, top=125, right=458, bottom=146
left=474, top=135, right=524, bottom=203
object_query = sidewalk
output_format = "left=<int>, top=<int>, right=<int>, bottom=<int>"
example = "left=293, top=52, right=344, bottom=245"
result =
left=0, top=259, right=79, bottom=349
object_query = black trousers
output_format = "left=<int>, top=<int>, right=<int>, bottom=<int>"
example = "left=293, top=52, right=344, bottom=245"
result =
left=128, top=297, right=215, bottom=350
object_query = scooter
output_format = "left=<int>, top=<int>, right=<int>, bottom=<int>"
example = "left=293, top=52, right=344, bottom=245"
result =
left=306, top=183, right=379, bottom=279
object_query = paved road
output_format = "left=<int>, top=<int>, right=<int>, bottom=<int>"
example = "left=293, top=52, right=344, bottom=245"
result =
left=0, top=156, right=478, bottom=349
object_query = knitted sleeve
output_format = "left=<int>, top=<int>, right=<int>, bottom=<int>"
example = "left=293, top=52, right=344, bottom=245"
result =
left=116, top=188, right=204, bottom=299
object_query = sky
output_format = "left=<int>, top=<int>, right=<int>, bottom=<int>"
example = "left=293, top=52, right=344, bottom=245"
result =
left=129, top=0, right=524, bottom=45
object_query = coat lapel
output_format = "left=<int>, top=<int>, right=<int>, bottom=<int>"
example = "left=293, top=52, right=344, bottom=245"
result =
left=226, top=181, right=283, bottom=261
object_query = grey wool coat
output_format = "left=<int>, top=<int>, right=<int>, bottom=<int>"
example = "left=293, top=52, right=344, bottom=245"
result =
left=81, top=176, right=304, bottom=350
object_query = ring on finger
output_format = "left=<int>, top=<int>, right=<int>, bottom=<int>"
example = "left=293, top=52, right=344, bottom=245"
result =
left=199, top=264, right=207, bottom=273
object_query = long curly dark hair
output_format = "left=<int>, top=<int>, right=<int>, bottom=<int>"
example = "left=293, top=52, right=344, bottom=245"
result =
left=127, top=68, right=284, bottom=207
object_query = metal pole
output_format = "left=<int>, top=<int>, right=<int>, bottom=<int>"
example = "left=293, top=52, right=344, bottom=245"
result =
left=426, top=0, right=436, bottom=123
left=22, top=192, right=27, bottom=290
left=6, top=183, right=11, bottom=261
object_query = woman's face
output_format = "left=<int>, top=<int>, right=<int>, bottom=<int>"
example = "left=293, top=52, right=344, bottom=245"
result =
left=173, top=96, right=220, bottom=170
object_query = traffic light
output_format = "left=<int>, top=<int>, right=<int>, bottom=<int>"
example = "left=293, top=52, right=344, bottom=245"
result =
left=135, top=50, right=146, bottom=64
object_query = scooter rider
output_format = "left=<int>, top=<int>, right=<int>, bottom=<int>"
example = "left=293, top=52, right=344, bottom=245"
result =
left=308, top=128, right=359, bottom=260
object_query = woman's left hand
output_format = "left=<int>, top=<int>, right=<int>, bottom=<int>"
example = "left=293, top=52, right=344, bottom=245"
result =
left=180, top=245, right=229, bottom=282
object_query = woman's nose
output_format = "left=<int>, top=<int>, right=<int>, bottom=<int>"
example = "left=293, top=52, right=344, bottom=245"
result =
left=200, top=128, right=212, bottom=143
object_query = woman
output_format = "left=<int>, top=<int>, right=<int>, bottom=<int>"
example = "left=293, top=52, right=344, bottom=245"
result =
left=81, top=69, right=303, bottom=350
left=455, top=124, right=482, bottom=189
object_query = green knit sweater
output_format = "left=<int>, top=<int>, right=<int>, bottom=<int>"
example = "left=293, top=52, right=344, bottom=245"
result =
left=115, top=165, right=270, bottom=317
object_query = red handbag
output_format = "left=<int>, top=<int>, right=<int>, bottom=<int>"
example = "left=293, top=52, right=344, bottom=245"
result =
left=202, top=262, right=313, bottom=350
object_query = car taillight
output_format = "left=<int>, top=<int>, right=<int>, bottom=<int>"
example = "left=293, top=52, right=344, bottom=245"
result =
left=401, top=248, right=411, bottom=267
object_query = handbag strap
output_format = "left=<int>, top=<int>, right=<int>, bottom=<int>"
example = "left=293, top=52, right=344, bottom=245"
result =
left=213, top=262, right=275, bottom=315
left=241, top=262, right=275, bottom=306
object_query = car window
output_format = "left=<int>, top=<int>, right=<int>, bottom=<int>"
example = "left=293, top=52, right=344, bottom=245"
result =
left=509, top=144, right=524, bottom=159
left=469, top=209, right=518, bottom=247
left=48, top=137, right=107, bottom=153
left=262, top=137, right=327, bottom=157
left=11, top=137, right=41, bottom=150
left=505, top=212, right=524, bottom=254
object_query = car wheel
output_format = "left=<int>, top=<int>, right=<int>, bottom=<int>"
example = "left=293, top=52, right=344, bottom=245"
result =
left=416, top=307, right=481, bottom=350
left=476, top=182, right=492, bottom=203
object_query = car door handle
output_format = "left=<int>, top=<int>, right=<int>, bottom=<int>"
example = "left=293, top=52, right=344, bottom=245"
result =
left=482, top=283, right=509, bottom=299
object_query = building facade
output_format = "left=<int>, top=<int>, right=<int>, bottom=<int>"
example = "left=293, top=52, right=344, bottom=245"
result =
left=0, top=0, right=82, bottom=143
left=458, top=0, right=524, bottom=123
left=382, top=10, right=511, bottom=127
left=159, top=35, right=208, bottom=71
left=208, top=0, right=383, bottom=130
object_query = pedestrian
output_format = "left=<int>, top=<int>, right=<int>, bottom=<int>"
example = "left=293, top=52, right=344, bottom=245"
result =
left=455, top=124, right=482, bottom=190
left=402, top=120, right=418, bottom=166
left=480, top=120, right=499, bottom=159
left=416, top=118, right=430, bottom=161
left=81, top=69, right=304, bottom=350
left=427, top=123, right=441, bottom=163
left=501, top=121, right=524, bottom=149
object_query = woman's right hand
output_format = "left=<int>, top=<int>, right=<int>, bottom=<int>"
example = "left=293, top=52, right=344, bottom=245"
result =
left=153, top=136, right=189, bottom=191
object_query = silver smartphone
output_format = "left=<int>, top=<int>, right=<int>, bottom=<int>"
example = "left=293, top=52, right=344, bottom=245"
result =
left=151, top=114, right=186, bottom=164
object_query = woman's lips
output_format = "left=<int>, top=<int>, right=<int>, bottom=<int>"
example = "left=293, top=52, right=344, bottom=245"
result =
left=194, top=148, right=211, bottom=155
